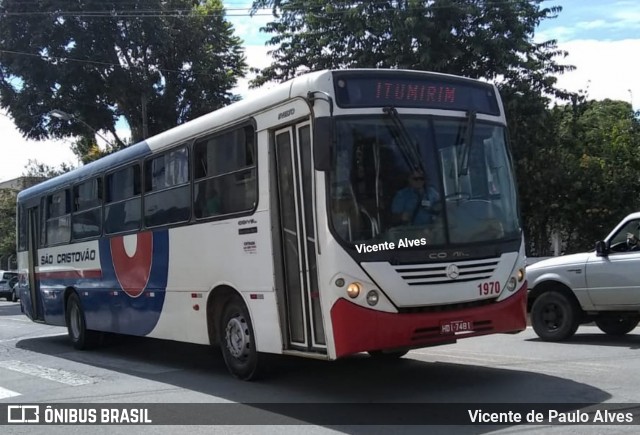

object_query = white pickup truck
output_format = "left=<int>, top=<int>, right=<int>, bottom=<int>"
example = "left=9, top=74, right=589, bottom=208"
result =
left=526, top=212, right=640, bottom=341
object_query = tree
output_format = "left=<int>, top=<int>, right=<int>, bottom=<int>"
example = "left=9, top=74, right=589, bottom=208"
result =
left=0, top=0, right=246, bottom=147
left=551, top=99, right=640, bottom=253
left=0, top=188, right=17, bottom=269
left=23, top=159, right=74, bottom=179
left=250, top=0, right=572, bottom=98
left=501, top=87, right=572, bottom=256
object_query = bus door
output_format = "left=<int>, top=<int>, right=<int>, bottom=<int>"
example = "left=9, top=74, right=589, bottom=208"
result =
left=26, top=206, right=44, bottom=321
left=274, top=122, right=326, bottom=352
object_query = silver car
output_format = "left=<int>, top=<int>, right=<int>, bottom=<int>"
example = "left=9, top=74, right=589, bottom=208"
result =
left=0, top=271, right=19, bottom=302
left=527, top=212, right=640, bottom=341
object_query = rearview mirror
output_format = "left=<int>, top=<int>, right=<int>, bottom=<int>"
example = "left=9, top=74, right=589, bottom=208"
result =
left=595, top=240, right=608, bottom=257
left=313, top=117, right=333, bottom=171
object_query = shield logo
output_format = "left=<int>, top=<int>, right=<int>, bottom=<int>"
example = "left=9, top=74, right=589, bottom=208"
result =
left=110, top=232, right=153, bottom=297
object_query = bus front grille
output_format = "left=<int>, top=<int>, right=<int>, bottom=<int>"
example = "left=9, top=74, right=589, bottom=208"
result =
left=394, top=258, right=500, bottom=286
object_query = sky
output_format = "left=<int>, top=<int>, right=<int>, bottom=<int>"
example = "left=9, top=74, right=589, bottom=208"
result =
left=1, top=0, right=639, bottom=183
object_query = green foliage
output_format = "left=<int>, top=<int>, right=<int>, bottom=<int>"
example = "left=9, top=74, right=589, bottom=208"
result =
left=250, top=0, right=572, bottom=97
left=0, top=189, right=17, bottom=266
left=70, top=136, right=134, bottom=164
left=23, top=159, right=74, bottom=178
left=503, top=91, right=640, bottom=255
left=0, top=0, right=247, bottom=146
left=551, top=100, right=640, bottom=253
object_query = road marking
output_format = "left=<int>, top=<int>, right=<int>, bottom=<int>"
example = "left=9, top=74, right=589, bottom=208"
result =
left=0, top=386, right=21, bottom=399
left=0, top=360, right=95, bottom=386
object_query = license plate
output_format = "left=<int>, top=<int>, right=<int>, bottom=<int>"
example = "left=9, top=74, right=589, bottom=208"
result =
left=440, top=319, right=473, bottom=334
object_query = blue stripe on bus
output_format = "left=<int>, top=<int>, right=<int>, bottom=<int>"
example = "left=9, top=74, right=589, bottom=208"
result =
left=32, top=229, right=169, bottom=336
left=92, top=229, right=169, bottom=335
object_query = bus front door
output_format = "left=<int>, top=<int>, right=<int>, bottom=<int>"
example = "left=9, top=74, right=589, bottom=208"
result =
left=274, top=123, right=326, bottom=352
left=26, top=206, right=45, bottom=321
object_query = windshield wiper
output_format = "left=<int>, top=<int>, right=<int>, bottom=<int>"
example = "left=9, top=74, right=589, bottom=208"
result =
left=458, top=110, right=476, bottom=176
left=382, top=106, right=424, bottom=173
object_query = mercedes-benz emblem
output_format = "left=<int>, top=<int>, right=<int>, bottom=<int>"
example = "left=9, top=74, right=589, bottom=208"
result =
left=446, top=264, right=460, bottom=280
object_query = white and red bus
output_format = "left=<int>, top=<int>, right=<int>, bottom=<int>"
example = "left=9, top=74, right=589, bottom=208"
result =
left=16, top=69, right=527, bottom=380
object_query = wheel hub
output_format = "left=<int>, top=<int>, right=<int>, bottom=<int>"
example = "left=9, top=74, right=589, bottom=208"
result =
left=225, top=316, right=250, bottom=359
left=542, top=303, right=563, bottom=330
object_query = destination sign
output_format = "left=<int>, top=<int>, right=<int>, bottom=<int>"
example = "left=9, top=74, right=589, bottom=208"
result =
left=333, top=72, right=500, bottom=115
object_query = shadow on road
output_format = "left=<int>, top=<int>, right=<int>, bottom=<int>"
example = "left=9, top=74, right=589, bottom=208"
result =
left=525, top=330, right=640, bottom=350
left=15, top=332, right=613, bottom=433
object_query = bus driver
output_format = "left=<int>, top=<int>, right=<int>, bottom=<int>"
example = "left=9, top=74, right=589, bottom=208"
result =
left=391, top=169, right=441, bottom=226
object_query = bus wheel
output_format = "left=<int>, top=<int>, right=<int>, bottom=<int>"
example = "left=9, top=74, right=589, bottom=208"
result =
left=219, top=297, right=259, bottom=380
left=65, top=293, right=99, bottom=350
left=368, top=350, right=409, bottom=360
left=595, top=316, right=639, bottom=336
left=531, top=291, right=579, bottom=342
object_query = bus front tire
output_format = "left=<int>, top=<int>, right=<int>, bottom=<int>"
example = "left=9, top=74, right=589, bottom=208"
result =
left=65, top=293, right=100, bottom=350
left=219, top=297, right=260, bottom=381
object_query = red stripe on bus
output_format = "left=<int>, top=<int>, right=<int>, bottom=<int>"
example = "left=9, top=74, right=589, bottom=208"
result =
left=330, top=283, right=527, bottom=358
left=36, top=269, right=103, bottom=280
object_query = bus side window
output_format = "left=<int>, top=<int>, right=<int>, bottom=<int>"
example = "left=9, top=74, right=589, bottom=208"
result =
left=105, top=202, right=126, bottom=234
left=193, top=124, right=256, bottom=219
left=105, top=164, right=141, bottom=234
left=143, top=146, right=190, bottom=227
left=45, top=189, right=71, bottom=245
left=72, top=177, right=102, bottom=239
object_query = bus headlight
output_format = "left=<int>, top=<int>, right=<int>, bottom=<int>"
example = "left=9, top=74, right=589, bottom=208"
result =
left=366, top=290, right=379, bottom=306
left=517, top=268, right=525, bottom=282
left=506, top=277, right=517, bottom=292
left=346, top=282, right=362, bottom=299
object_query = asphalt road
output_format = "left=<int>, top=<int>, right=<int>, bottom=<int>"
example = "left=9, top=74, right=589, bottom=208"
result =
left=1, top=299, right=639, bottom=434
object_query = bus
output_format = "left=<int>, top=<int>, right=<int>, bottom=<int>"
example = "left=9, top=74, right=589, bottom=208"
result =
left=16, top=69, right=527, bottom=380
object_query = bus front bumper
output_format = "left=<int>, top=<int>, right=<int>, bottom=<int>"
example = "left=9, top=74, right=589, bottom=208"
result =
left=330, top=283, right=527, bottom=358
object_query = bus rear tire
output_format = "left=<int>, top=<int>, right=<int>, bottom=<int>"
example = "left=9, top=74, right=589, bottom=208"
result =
left=66, top=293, right=100, bottom=350
left=219, top=297, right=260, bottom=380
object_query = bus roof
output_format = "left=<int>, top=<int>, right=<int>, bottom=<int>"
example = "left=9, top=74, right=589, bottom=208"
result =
left=17, top=68, right=497, bottom=203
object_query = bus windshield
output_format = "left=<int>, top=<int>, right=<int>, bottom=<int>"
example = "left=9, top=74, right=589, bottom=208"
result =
left=329, top=115, right=520, bottom=248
